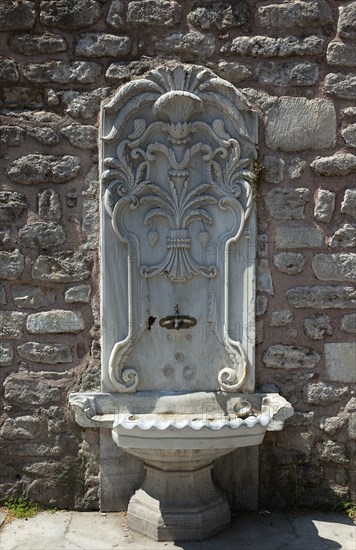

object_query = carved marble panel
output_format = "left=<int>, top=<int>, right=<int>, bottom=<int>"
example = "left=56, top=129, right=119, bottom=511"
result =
left=100, top=65, right=257, bottom=393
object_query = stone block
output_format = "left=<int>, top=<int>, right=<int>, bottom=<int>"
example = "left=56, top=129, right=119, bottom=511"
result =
left=320, top=416, right=347, bottom=435
left=0, top=416, right=41, bottom=440
left=0, top=191, right=27, bottom=223
left=342, top=124, right=356, bottom=148
left=314, top=189, right=335, bottom=223
left=256, top=1, right=332, bottom=31
left=311, top=153, right=356, bottom=176
left=27, top=310, right=85, bottom=334
left=29, top=127, right=59, bottom=146
left=257, top=259, right=274, bottom=295
left=264, top=188, right=309, bottom=219
left=7, top=155, right=81, bottom=185
left=288, top=158, right=306, bottom=179
left=156, top=32, right=215, bottom=60
left=341, top=313, right=356, bottom=334
left=256, top=61, right=318, bottom=87
left=75, top=34, right=131, bottom=57
left=0, top=343, right=13, bottom=366
left=341, top=189, right=356, bottom=219
left=0, top=1, right=36, bottom=30
left=4, top=376, right=61, bottom=405
left=213, top=62, right=252, bottom=84
left=274, top=226, right=323, bottom=249
left=256, top=295, right=268, bottom=316
left=18, top=222, right=66, bottom=250
left=0, top=311, right=24, bottom=340
left=270, top=310, right=293, bottom=327
left=63, top=87, right=110, bottom=120
left=9, top=33, right=68, bottom=55
left=0, top=58, right=19, bottom=82
left=188, top=2, right=249, bottom=30
left=318, top=440, right=349, bottom=465
left=324, top=342, right=356, bottom=383
left=0, top=284, right=6, bottom=305
left=32, top=252, right=91, bottom=282
left=17, top=342, right=72, bottom=364
left=263, top=345, right=320, bottom=369
left=262, top=156, right=285, bottom=184
left=40, top=0, right=101, bottom=29
left=12, top=286, right=56, bottom=309
left=312, top=253, right=356, bottom=282
left=265, top=98, right=336, bottom=152
left=330, top=222, right=356, bottom=248
left=337, top=2, right=356, bottom=40
left=38, top=189, right=62, bottom=221
left=62, top=125, right=97, bottom=149
left=106, top=0, right=125, bottom=30
left=65, top=285, right=91, bottom=304
left=0, top=126, right=26, bottom=148
left=286, top=285, right=356, bottom=309
left=128, top=1, right=181, bottom=26
left=304, top=314, right=332, bottom=340
left=302, top=381, right=348, bottom=405
left=324, top=73, right=356, bottom=100
left=349, top=413, right=356, bottom=439
left=327, top=42, right=356, bottom=67
left=0, top=228, right=11, bottom=248
left=221, top=35, right=323, bottom=57
left=23, top=61, right=101, bottom=84
left=82, top=199, right=99, bottom=250
left=0, top=250, right=24, bottom=280
left=286, top=411, right=315, bottom=427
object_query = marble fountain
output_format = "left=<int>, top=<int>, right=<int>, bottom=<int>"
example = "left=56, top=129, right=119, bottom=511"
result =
left=70, top=64, right=293, bottom=541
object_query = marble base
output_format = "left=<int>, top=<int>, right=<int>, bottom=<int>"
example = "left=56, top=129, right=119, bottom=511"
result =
left=127, top=463, right=231, bottom=541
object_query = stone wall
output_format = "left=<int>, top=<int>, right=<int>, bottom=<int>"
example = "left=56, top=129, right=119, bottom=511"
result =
left=0, top=0, right=355, bottom=510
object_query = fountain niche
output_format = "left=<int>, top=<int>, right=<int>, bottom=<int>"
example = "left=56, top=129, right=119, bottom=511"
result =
left=70, top=64, right=293, bottom=541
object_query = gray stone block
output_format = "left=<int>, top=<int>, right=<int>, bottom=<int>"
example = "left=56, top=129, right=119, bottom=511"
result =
left=9, top=33, right=68, bottom=55
left=213, top=61, right=252, bottom=84
left=7, top=154, right=81, bottom=184
left=275, top=225, right=323, bottom=248
left=0, top=343, right=13, bottom=366
left=341, top=313, right=356, bottom=334
left=65, top=285, right=91, bottom=304
left=62, top=125, right=97, bottom=149
left=342, top=123, right=356, bottom=148
left=0, top=191, right=27, bottom=223
left=0, top=1, right=36, bottom=31
left=337, top=1, right=356, bottom=40
left=23, top=61, right=102, bottom=84
left=302, top=381, right=348, bottom=405
left=256, top=1, right=332, bottom=31
left=106, top=0, right=125, bottom=30
left=325, top=342, right=356, bottom=383
left=270, top=310, right=293, bottom=327
left=18, top=222, right=66, bottom=250
left=188, top=2, right=249, bottom=30
left=0, top=250, right=24, bottom=280
left=4, top=376, right=61, bottom=405
left=318, top=440, right=349, bottom=464
left=262, top=156, right=285, bottom=184
left=286, top=285, right=356, bottom=309
left=0, top=127, right=26, bottom=148
left=274, top=252, right=305, bottom=275
left=311, top=153, right=356, bottom=176
left=29, top=127, right=59, bottom=146
left=156, top=32, right=215, bottom=60
left=320, top=416, right=347, bottom=435
left=17, top=342, right=72, bottom=364
left=63, top=87, right=110, bottom=120
left=264, top=188, right=309, bottom=219
left=40, top=0, right=101, bottom=29
left=304, top=314, right=332, bottom=340
left=341, top=189, right=356, bottom=219
left=312, top=253, right=356, bottom=282
left=314, top=189, right=336, bottom=222
left=324, top=73, right=356, bottom=100
left=128, top=0, right=181, bottom=26
left=32, top=252, right=91, bottom=282
left=0, top=58, right=19, bottom=82
left=221, top=35, right=323, bottom=57
left=27, top=310, right=85, bottom=334
left=12, top=286, right=56, bottom=309
left=287, top=158, right=306, bottom=179
left=75, top=34, right=131, bottom=57
left=327, top=42, right=356, bottom=67
left=0, top=311, right=24, bottom=340
left=38, top=189, right=62, bottom=221
left=256, top=61, right=318, bottom=87
left=263, top=345, right=320, bottom=369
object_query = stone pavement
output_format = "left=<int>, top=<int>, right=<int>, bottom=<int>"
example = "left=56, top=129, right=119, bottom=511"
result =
left=0, top=510, right=355, bottom=550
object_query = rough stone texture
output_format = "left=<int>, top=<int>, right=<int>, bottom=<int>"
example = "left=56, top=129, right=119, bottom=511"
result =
left=304, top=314, right=332, bottom=340
left=0, top=416, right=41, bottom=440
left=256, top=295, right=268, bottom=317
left=320, top=416, right=347, bottom=436
left=0, top=250, right=24, bottom=280
left=75, top=34, right=131, bottom=58
left=311, top=154, right=356, bottom=177
left=341, top=124, right=356, bottom=148
left=324, top=73, right=356, bottom=100
left=270, top=310, right=293, bottom=327
left=82, top=199, right=99, bottom=250
left=212, top=61, right=252, bottom=84
left=286, top=286, right=356, bottom=309
left=327, top=42, right=356, bottom=68
left=275, top=226, right=323, bottom=249
left=0, top=192, right=27, bottom=223
left=12, top=286, right=56, bottom=309
left=341, top=313, right=356, bottom=334
left=0, top=126, right=26, bottom=148
left=274, top=253, right=305, bottom=275
left=265, top=98, right=336, bottom=152
left=341, top=189, right=356, bottom=219
left=0, top=343, right=13, bottom=367
left=0, top=284, right=6, bottom=305
left=319, top=440, right=349, bottom=465
left=0, top=311, right=24, bottom=340
left=221, top=35, right=323, bottom=57
left=0, top=1, right=36, bottom=31
left=256, top=1, right=332, bottom=32
left=264, top=188, right=309, bottom=219
left=325, top=343, right=356, bottom=383
left=32, top=253, right=91, bottom=283
left=128, top=1, right=181, bottom=27
left=62, top=88, right=109, bottom=120
left=288, top=158, right=306, bottom=179
left=262, top=156, right=285, bottom=184
left=40, top=0, right=101, bottom=30
left=337, top=2, right=356, bottom=40
left=349, top=413, right=356, bottom=440
left=314, top=189, right=336, bottom=223
left=62, top=125, right=97, bottom=149
left=188, top=2, right=249, bottom=30
left=303, top=382, right=349, bottom=405
left=10, top=33, right=68, bottom=55
left=17, top=342, right=73, bottom=364
left=7, top=155, right=81, bottom=185
left=0, top=58, right=19, bottom=82
left=29, top=127, right=59, bottom=146
left=256, top=61, right=318, bottom=87
left=27, top=310, right=85, bottom=334
left=106, top=0, right=125, bottom=30
left=23, top=61, right=102, bottom=84
left=263, top=345, right=320, bottom=370
left=18, top=222, right=66, bottom=250
left=4, top=377, right=61, bottom=406
left=65, top=285, right=91, bottom=304
left=38, top=189, right=62, bottom=221
left=312, top=253, right=356, bottom=282
left=329, top=223, right=356, bottom=248
left=257, top=259, right=274, bottom=295
left=156, top=32, right=215, bottom=60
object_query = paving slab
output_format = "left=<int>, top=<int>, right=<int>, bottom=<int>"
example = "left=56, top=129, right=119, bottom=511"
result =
left=0, top=511, right=354, bottom=550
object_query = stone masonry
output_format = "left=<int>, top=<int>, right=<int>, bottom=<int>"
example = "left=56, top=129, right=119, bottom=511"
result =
left=0, top=0, right=355, bottom=512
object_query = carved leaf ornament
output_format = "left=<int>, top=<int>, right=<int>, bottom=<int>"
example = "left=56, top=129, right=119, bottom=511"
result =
left=101, top=65, right=257, bottom=393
